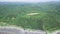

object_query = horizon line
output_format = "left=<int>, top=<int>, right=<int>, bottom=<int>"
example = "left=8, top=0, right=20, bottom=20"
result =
left=0, top=1, right=60, bottom=3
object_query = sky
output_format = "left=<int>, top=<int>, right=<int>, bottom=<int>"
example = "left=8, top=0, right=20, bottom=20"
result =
left=0, top=0, right=60, bottom=2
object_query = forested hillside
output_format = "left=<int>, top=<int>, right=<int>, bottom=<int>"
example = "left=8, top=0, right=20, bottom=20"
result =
left=0, top=2, right=60, bottom=32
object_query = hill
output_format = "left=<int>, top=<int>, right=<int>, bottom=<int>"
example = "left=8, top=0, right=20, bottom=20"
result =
left=0, top=2, right=60, bottom=32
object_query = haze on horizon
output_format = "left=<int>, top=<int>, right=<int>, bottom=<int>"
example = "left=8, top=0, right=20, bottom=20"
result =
left=0, top=0, right=60, bottom=2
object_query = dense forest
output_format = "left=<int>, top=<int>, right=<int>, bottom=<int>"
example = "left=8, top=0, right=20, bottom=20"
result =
left=0, top=2, right=60, bottom=32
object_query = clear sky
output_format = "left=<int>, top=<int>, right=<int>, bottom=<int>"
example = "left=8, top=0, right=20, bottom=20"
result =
left=0, top=0, right=60, bottom=2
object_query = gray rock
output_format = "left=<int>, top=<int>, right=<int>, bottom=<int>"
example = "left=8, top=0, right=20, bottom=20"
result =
left=0, top=27, right=46, bottom=34
left=0, top=27, right=25, bottom=34
left=56, top=32, right=60, bottom=34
